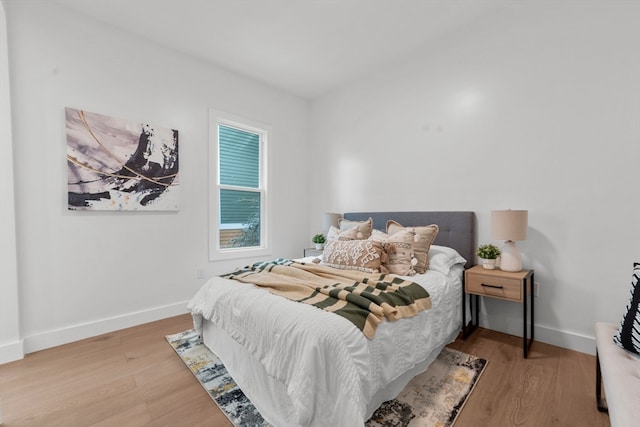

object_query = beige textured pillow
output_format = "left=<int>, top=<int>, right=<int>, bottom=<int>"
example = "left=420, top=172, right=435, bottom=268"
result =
left=322, top=239, right=383, bottom=273
left=369, top=229, right=416, bottom=276
left=387, top=221, right=439, bottom=274
left=338, top=217, right=373, bottom=239
left=326, top=225, right=361, bottom=241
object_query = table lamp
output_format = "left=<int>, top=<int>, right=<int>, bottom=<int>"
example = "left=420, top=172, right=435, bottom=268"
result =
left=323, top=212, right=342, bottom=233
left=491, top=209, right=528, bottom=272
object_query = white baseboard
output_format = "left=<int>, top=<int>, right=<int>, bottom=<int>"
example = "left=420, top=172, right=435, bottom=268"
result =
left=478, top=314, right=596, bottom=355
left=22, top=301, right=190, bottom=355
left=533, top=324, right=596, bottom=355
left=0, top=339, right=24, bottom=364
left=8, top=301, right=598, bottom=364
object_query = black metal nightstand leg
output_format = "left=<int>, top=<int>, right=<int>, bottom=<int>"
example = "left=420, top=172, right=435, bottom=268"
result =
left=462, top=293, right=479, bottom=339
left=531, top=272, right=535, bottom=343
left=473, top=294, right=479, bottom=326
left=462, top=276, right=466, bottom=334
left=523, top=278, right=528, bottom=358
left=522, top=274, right=535, bottom=358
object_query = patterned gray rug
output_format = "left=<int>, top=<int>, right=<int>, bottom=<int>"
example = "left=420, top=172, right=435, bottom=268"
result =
left=166, top=329, right=487, bottom=427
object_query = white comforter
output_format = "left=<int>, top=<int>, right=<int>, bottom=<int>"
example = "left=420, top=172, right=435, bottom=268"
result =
left=188, top=263, right=463, bottom=427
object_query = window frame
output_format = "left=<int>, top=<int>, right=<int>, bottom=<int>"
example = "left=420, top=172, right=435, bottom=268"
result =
left=209, top=109, right=270, bottom=261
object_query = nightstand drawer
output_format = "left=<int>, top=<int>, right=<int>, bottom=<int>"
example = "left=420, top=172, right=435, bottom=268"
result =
left=465, top=272, right=522, bottom=301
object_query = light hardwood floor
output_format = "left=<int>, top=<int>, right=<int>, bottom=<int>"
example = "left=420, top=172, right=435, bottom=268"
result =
left=0, top=314, right=610, bottom=427
left=448, top=329, right=610, bottom=427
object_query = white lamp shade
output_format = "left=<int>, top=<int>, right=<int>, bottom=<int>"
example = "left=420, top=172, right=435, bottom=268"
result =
left=491, top=210, right=528, bottom=241
left=323, top=212, right=342, bottom=233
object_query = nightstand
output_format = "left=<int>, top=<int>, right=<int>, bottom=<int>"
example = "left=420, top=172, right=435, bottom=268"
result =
left=303, top=248, right=323, bottom=257
left=462, top=265, right=535, bottom=358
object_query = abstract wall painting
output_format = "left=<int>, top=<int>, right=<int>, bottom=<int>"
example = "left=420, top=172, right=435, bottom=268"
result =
left=66, top=107, right=179, bottom=211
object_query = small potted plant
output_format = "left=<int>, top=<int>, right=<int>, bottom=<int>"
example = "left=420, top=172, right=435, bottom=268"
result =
left=476, top=244, right=501, bottom=269
left=312, top=233, right=326, bottom=250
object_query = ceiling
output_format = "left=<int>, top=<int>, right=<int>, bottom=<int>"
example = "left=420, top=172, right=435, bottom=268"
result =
left=53, top=0, right=508, bottom=99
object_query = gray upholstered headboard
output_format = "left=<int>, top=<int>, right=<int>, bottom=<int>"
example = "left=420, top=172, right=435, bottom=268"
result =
left=343, top=211, right=476, bottom=269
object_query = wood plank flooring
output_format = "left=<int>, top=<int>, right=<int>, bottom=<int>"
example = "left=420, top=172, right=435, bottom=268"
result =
left=0, top=314, right=610, bottom=427
left=448, top=328, right=610, bottom=427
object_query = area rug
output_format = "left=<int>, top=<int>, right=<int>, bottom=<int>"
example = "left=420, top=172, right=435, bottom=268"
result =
left=166, top=329, right=487, bottom=427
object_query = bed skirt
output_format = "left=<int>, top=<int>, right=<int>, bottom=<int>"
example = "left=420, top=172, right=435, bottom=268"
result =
left=201, top=317, right=460, bottom=426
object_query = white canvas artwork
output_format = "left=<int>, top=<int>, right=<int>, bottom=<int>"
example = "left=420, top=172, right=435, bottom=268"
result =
left=66, top=107, right=179, bottom=211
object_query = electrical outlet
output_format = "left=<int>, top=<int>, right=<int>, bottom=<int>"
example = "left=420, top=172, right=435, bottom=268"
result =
left=534, top=282, right=540, bottom=297
left=197, top=269, right=204, bottom=279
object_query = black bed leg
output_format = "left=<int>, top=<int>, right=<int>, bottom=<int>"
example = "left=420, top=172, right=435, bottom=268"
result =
left=595, top=351, right=608, bottom=413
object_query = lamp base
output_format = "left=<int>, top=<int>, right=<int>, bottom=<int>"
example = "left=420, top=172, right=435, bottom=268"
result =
left=500, top=240, right=522, bottom=272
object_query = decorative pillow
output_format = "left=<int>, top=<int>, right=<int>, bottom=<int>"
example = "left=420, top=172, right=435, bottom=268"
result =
left=428, top=245, right=467, bottom=275
left=369, top=229, right=388, bottom=242
left=322, top=239, right=383, bottom=273
left=387, top=221, right=439, bottom=274
left=338, top=217, right=373, bottom=239
left=369, top=229, right=416, bottom=276
left=613, top=262, right=640, bottom=355
left=326, top=225, right=360, bottom=241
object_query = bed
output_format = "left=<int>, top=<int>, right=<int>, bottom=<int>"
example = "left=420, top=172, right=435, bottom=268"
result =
left=189, top=211, right=476, bottom=426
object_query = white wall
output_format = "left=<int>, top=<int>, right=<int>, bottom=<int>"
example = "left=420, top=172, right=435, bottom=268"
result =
left=5, top=0, right=638, bottom=360
left=3, top=0, right=310, bottom=357
left=310, top=1, right=640, bottom=354
left=0, top=1, right=22, bottom=365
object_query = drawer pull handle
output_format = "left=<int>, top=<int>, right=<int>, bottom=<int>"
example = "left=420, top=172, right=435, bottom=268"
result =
left=481, top=283, right=504, bottom=289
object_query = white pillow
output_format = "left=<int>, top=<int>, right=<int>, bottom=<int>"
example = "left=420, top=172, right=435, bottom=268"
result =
left=428, top=245, right=467, bottom=275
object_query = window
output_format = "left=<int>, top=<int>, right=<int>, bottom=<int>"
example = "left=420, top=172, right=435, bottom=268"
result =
left=209, top=110, right=270, bottom=260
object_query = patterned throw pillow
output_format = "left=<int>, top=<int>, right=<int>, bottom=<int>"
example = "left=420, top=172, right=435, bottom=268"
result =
left=338, top=217, right=373, bottom=239
left=613, top=263, right=640, bottom=355
left=322, top=239, right=383, bottom=273
left=369, top=229, right=416, bottom=276
left=386, top=221, right=439, bottom=274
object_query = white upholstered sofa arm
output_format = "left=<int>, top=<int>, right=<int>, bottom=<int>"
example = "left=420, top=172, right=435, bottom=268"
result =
left=595, top=322, right=640, bottom=427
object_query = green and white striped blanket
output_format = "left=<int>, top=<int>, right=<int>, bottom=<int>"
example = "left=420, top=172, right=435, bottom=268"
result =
left=222, top=259, right=431, bottom=339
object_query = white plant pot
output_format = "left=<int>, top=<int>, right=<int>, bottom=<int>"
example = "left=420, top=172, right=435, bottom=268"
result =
left=314, top=243, right=324, bottom=250
left=482, top=258, right=496, bottom=269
